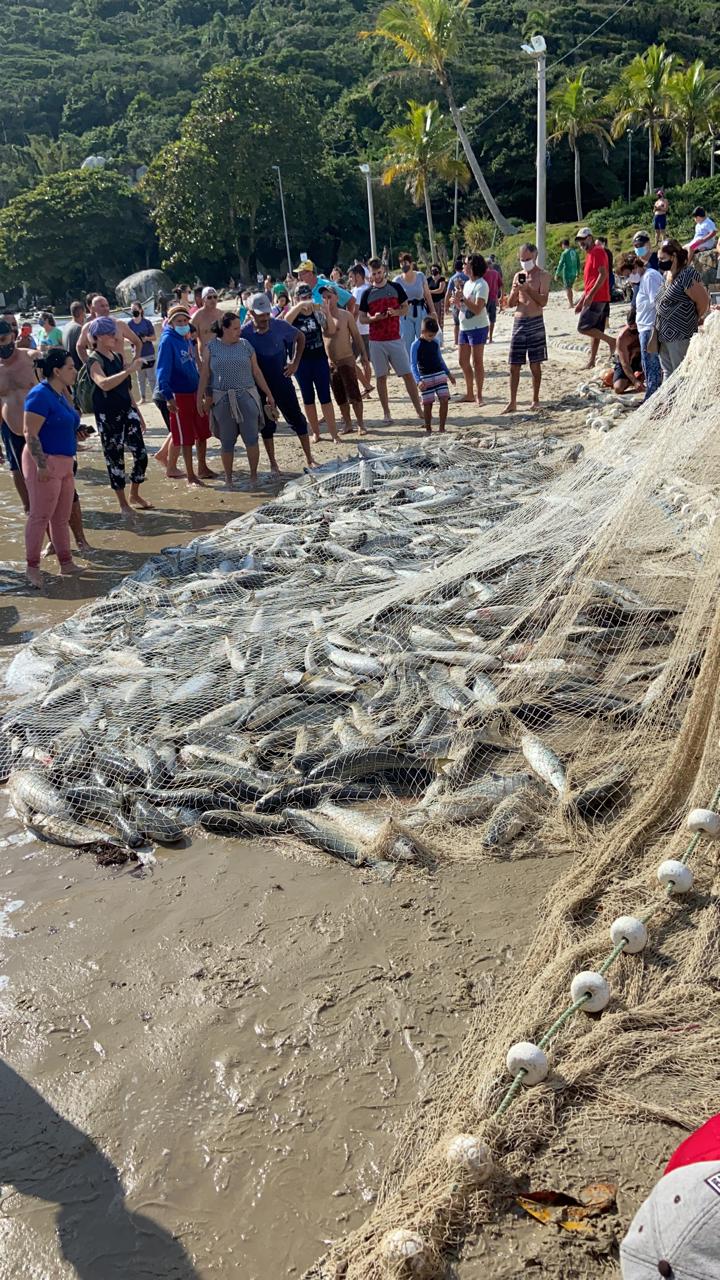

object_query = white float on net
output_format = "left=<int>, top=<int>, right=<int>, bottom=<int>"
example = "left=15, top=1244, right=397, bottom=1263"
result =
left=610, top=915, right=648, bottom=954
left=506, top=1041, right=548, bottom=1085
left=445, top=1134, right=493, bottom=1180
left=657, top=859, right=694, bottom=894
left=570, top=970, right=611, bottom=1012
left=380, top=1228, right=425, bottom=1264
left=686, top=808, right=720, bottom=836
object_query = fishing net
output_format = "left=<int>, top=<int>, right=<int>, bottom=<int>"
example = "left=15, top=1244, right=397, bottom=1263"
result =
left=3, top=314, right=720, bottom=1274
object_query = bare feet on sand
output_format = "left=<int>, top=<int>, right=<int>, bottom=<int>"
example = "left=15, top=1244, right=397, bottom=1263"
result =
left=165, top=469, right=185, bottom=479
left=130, top=495, right=154, bottom=509
left=501, top=403, right=517, bottom=415
left=59, top=560, right=84, bottom=576
left=198, top=468, right=218, bottom=480
left=25, top=567, right=43, bottom=590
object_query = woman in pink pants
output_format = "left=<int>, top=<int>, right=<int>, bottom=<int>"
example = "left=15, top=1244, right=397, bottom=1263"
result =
left=23, top=349, right=82, bottom=589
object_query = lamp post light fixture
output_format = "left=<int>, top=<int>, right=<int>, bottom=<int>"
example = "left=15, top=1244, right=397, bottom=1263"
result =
left=520, top=34, right=547, bottom=267
left=359, top=162, right=378, bottom=259
left=271, top=164, right=292, bottom=273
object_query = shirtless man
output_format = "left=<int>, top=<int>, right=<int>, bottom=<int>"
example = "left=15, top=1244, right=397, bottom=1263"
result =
left=76, top=295, right=142, bottom=364
left=503, top=242, right=551, bottom=413
left=0, top=320, right=90, bottom=549
left=319, top=285, right=371, bottom=433
left=191, top=286, right=222, bottom=356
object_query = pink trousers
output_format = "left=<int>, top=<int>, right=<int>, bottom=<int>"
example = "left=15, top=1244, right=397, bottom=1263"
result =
left=22, top=451, right=75, bottom=568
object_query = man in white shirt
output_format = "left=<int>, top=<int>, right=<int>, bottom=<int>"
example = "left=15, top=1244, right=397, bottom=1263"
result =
left=617, top=249, right=663, bottom=400
left=686, top=206, right=717, bottom=260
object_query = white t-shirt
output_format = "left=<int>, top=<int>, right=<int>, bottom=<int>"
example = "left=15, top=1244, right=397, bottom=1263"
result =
left=460, top=278, right=489, bottom=331
left=352, top=285, right=369, bottom=335
left=692, top=216, right=716, bottom=249
left=635, top=267, right=664, bottom=332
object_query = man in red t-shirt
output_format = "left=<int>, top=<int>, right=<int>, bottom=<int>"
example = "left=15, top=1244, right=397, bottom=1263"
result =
left=574, top=227, right=616, bottom=368
left=358, top=259, right=424, bottom=425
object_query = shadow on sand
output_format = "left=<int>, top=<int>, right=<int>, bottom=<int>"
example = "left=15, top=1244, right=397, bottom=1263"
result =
left=0, top=1059, right=201, bottom=1279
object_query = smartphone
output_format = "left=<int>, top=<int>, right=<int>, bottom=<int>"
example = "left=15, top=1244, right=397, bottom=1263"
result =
left=518, top=272, right=527, bottom=285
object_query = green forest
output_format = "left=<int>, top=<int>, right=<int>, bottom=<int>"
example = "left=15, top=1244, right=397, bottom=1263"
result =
left=2, top=0, right=720, bottom=299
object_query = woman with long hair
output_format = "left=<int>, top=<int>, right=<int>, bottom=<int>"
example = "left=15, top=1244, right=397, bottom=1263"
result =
left=393, top=254, right=434, bottom=356
left=655, top=238, right=710, bottom=377
left=453, top=253, right=490, bottom=405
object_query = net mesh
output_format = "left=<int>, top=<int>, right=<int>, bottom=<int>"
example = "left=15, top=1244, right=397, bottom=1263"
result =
left=4, top=315, right=720, bottom=1274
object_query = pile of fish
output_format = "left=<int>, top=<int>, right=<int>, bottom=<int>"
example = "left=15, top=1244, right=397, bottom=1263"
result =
left=0, top=439, right=684, bottom=870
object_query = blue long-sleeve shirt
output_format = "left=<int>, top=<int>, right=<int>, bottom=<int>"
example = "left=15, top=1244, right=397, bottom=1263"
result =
left=155, top=325, right=199, bottom=400
left=410, top=337, right=451, bottom=383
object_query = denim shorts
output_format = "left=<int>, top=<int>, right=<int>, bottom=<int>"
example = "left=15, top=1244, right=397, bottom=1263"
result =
left=458, top=326, right=489, bottom=347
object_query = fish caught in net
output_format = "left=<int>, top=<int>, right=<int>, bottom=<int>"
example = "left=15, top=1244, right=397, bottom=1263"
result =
left=3, top=315, right=720, bottom=1277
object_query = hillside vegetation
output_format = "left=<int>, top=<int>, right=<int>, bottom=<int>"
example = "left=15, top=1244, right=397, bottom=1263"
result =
left=2, top=0, right=720, bottom=292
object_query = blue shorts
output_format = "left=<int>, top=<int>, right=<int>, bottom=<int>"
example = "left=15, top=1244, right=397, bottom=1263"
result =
left=1, top=421, right=25, bottom=472
left=459, top=327, right=489, bottom=347
left=654, top=214, right=667, bottom=231
left=294, top=354, right=331, bottom=405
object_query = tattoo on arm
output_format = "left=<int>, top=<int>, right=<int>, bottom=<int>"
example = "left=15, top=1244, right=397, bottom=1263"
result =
left=28, top=435, right=47, bottom=469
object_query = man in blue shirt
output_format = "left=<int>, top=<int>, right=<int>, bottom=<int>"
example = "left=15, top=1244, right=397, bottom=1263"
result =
left=294, top=261, right=357, bottom=315
left=241, top=293, right=315, bottom=472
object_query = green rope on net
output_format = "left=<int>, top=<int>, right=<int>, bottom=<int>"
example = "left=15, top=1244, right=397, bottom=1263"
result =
left=491, top=781, right=720, bottom=1120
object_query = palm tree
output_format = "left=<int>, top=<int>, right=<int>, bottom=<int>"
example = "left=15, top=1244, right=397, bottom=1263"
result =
left=666, top=61, right=720, bottom=182
left=607, top=44, right=674, bottom=193
left=382, top=99, right=468, bottom=260
left=549, top=69, right=612, bottom=221
left=362, top=0, right=514, bottom=234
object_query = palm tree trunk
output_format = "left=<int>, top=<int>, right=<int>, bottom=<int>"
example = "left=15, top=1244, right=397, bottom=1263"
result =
left=444, top=81, right=514, bottom=236
left=647, top=123, right=654, bottom=194
left=685, top=130, right=692, bottom=183
left=711, top=137, right=716, bottom=178
left=573, top=143, right=583, bottom=222
left=422, top=181, right=436, bottom=262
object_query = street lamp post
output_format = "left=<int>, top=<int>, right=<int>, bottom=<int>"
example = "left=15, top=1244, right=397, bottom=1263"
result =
left=359, top=163, right=377, bottom=258
left=271, top=164, right=292, bottom=273
left=627, top=130, right=633, bottom=203
left=521, top=35, right=547, bottom=267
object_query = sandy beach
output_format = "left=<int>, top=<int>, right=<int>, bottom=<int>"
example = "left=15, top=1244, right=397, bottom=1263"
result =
left=0, top=295, right=647, bottom=1279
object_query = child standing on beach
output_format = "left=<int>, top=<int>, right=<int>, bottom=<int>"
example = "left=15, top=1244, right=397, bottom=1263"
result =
left=410, top=316, right=456, bottom=433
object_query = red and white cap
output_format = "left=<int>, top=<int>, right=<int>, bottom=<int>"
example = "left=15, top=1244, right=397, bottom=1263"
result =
left=621, top=1114, right=720, bottom=1278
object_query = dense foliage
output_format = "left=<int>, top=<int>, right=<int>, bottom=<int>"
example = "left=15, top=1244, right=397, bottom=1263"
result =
left=3, top=0, right=720, bottom=290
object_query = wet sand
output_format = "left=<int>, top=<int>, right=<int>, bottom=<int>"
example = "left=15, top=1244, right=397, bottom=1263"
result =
left=0, top=299, right=618, bottom=1277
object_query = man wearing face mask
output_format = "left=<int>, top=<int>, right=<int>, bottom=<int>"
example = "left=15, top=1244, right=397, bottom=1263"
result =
left=575, top=227, right=615, bottom=368
left=632, top=230, right=660, bottom=272
left=616, top=250, right=664, bottom=400
left=155, top=304, right=213, bottom=485
left=503, top=243, right=550, bottom=414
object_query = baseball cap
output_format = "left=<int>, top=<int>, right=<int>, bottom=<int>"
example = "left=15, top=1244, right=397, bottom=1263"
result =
left=249, top=292, right=271, bottom=314
left=89, top=316, right=117, bottom=337
left=620, top=1115, right=720, bottom=1278
left=294, top=259, right=316, bottom=273
left=201, top=285, right=217, bottom=300
left=692, top=206, right=706, bottom=217
left=576, top=226, right=593, bottom=240
left=294, top=283, right=313, bottom=299
left=633, top=230, right=651, bottom=244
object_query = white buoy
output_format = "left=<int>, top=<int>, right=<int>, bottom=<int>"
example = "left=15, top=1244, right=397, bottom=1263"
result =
left=445, top=1134, right=493, bottom=1180
left=570, top=970, right=611, bottom=1012
left=657, top=859, right=694, bottom=894
left=590, top=416, right=610, bottom=431
left=610, top=915, right=648, bottom=954
left=686, top=808, right=720, bottom=837
left=506, top=1041, right=548, bottom=1085
left=380, top=1228, right=425, bottom=1264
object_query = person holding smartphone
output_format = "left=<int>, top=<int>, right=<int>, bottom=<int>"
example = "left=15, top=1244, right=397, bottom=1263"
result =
left=503, top=242, right=550, bottom=414
left=127, top=303, right=156, bottom=401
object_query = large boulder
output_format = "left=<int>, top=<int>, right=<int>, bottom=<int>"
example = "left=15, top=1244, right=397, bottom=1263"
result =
left=115, top=269, right=174, bottom=308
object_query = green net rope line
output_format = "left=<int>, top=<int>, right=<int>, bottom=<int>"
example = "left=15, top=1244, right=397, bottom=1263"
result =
left=493, top=783, right=720, bottom=1119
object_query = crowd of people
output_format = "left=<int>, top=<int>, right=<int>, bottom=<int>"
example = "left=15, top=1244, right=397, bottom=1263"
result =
left=0, top=211, right=715, bottom=589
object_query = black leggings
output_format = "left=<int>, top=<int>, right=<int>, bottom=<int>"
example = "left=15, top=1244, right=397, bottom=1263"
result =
left=95, top=408, right=148, bottom=491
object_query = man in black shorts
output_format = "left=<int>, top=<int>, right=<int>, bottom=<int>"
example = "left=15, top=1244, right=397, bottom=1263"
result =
left=502, top=243, right=550, bottom=413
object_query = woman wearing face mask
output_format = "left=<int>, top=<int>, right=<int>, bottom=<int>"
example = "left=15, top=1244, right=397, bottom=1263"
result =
left=197, top=312, right=275, bottom=489
left=394, top=255, right=435, bottom=355
left=22, top=348, right=83, bottom=588
left=654, top=239, right=710, bottom=377
left=154, top=303, right=211, bottom=485
left=87, top=316, right=150, bottom=518
left=127, top=303, right=156, bottom=402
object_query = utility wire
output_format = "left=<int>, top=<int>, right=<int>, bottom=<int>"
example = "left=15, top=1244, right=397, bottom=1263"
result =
left=476, top=0, right=636, bottom=130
